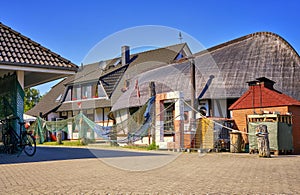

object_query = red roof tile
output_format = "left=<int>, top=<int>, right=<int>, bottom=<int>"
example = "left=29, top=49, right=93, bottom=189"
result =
left=229, top=83, right=300, bottom=110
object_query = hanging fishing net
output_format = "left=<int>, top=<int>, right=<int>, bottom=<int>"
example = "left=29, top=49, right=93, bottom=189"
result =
left=29, top=96, right=155, bottom=144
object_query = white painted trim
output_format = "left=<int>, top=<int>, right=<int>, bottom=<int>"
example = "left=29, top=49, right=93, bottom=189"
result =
left=63, top=97, right=109, bottom=103
left=0, top=65, right=76, bottom=75
left=16, top=70, right=24, bottom=89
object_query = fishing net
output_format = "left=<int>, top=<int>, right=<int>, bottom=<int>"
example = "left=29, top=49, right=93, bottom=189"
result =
left=0, top=73, right=24, bottom=134
left=29, top=96, right=155, bottom=144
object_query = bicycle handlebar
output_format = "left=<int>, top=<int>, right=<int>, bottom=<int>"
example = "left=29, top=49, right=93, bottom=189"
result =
left=0, top=115, right=21, bottom=123
left=6, top=114, right=20, bottom=120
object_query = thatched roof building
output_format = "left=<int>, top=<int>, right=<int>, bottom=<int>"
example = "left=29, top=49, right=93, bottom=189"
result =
left=197, top=32, right=300, bottom=100
left=112, top=32, right=300, bottom=111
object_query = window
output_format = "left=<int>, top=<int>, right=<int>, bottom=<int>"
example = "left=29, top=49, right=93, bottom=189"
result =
left=164, top=102, right=175, bottom=135
left=55, top=94, right=62, bottom=102
left=65, top=87, right=72, bottom=101
left=113, top=58, right=121, bottom=66
left=82, top=85, right=92, bottom=99
left=92, top=84, right=98, bottom=98
left=86, top=109, right=94, bottom=121
left=97, top=82, right=107, bottom=98
left=70, top=83, right=107, bottom=100
left=72, top=86, right=81, bottom=100
left=175, top=50, right=186, bottom=61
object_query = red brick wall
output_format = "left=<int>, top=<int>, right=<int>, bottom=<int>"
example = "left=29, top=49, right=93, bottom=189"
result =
left=231, top=106, right=288, bottom=143
left=288, top=106, right=300, bottom=154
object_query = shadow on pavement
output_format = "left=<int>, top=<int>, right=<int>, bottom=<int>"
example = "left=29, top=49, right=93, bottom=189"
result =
left=0, top=146, right=168, bottom=165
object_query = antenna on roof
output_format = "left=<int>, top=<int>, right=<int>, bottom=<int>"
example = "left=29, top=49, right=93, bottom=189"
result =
left=99, top=60, right=107, bottom=71
left=178, top=32, right=183, bottom=43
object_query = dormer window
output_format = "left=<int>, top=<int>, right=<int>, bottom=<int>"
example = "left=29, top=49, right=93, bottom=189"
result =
left=55, top=94, right=62, bottom=102
left=72, top=86, right=81, bottom=100
left=67, top=82, right=107, bottom=101
left=175, top=52, right=184, bottom=60
left=96, top=82, right=107, bottom=98
left=175, top=50, right=187, bottom=61
left=82, top=85, right=92, bottom=99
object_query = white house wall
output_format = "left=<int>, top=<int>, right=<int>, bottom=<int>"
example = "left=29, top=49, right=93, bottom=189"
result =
left=115, top=108, right=129, bottom=134
left=95, top=107, right=112, bottom=126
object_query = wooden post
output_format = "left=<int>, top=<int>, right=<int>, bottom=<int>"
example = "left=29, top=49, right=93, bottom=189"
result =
left=189, top=59, right=196, bottom=149
left=255, top=125, right=271, bottom=158
left=190, top=59, right=196, bottom=121
left=230, top=132, right=242, bottom=153
left=149, top=81, right=156, bottom=144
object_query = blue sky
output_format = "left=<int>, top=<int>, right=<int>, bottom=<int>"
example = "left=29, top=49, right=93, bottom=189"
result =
left=1, top=0, right=299, bottom=94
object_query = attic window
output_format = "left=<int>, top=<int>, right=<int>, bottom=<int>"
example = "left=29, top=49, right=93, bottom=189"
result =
left=55, top=94, right=62, bottom=102
left=113, top=58, right=121, bottom=66
left=175, top=52, right=184, bottom=61
left=96, top=82, right=107, bottom=98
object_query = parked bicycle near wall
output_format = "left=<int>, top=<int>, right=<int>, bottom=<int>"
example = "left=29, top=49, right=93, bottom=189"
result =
left=1, top=115, right=36, bottom=156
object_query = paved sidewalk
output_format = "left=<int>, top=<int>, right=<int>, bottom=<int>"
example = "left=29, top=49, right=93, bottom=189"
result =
left=1, top=146, right=300, bottom=194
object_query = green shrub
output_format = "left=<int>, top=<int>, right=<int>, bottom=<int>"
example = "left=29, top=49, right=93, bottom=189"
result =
left=147, top=142, right=159, bottom=150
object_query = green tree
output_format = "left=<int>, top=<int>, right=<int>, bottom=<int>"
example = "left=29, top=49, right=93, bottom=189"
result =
left=24, top=88, right=42, bottom=112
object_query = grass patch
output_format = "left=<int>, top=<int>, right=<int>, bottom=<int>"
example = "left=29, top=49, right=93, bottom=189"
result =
left=38, top=140, right=85, bottom=146
left=123, top=145, right=148, bottom=150
left=123, top=142, right=159, bottom=151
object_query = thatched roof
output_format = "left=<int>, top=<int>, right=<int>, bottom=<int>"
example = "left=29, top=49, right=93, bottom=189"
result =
left=196, top=32, right=300, bottom=100
left=112, top=32, right=300, bottom=111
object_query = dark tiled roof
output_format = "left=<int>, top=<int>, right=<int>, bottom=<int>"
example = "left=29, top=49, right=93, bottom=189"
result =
left=66, top=63, right=101, bottom=85
left=28, top=43, right=187, bottom=115
left=72, top=43, right=188, bottom=98
left=0, top=22, right=77, bottom=71
left=26, top=76, right=74, bottom=117
left=99, top=65, right=128, bottom=97
left=69, top=43, right=187, bottom=85
left=109, top=43, right=189, bottom=103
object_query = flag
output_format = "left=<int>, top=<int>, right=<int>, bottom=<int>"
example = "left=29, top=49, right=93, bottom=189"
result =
left=77, top=101, right=82, bottom=109
left=135, top=79, right=140, bottom=98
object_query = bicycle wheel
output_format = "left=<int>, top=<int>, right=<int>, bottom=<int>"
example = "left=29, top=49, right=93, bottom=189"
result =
left=2, top=133, right=11, bottom=153
left=23, top=134, right=36, bottom=156
left=2, top=133, right=17, bottom=154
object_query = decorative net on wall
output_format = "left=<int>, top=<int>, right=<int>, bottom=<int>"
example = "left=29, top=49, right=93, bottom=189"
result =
left=0, top=73, right=24, bottom=134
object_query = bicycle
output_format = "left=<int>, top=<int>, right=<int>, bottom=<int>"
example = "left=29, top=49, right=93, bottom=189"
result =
left=1, top=115, right=36, bottom=156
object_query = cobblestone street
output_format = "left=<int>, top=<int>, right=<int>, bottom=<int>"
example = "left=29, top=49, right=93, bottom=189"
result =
left=1, top=146, right=300, bottom=194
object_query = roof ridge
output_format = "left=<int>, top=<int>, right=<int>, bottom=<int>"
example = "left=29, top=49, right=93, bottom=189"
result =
left=230, top=84, right=300, bottom=110
left=195, top=32, right=300, bottom=59
left=0, top=22, right=77, bottom=68
left=263, top=86, right=300, bottom=105
left=129, top=42, right=186, bottom=56
left=84, top=43, right=185, bottom=67
left=92, top=43, right=186, bottom=76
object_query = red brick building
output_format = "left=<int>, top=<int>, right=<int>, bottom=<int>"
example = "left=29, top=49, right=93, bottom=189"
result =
left=229, top=77, right=300, bottom=154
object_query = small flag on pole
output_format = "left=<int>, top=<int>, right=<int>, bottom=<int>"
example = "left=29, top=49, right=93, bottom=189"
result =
left=135, top=79, right=140, bottom=98
left=77, top=102, right=82, bottom=109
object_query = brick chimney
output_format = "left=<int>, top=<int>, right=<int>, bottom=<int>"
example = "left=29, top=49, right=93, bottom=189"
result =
left=121, top=45, right=130, bottom=66
left=247, top=77, right=275, bottom=90
left=256, top=77, right=276, bottom=90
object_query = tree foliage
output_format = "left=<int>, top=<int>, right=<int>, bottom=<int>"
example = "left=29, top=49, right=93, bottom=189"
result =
left=24, top=88, right=42, bottom=112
